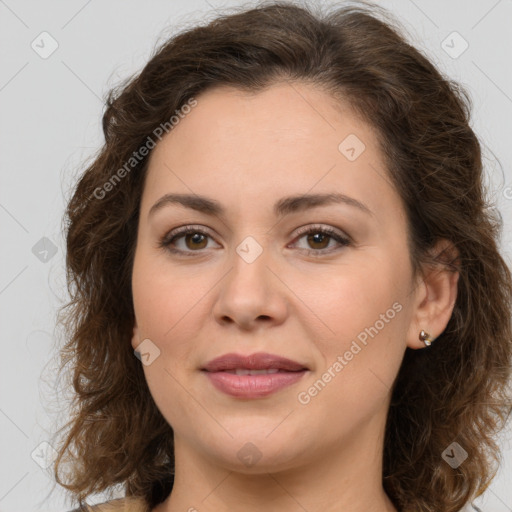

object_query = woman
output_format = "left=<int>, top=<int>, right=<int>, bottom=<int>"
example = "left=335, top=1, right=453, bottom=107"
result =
left=51, top=1, right=512, bottom=511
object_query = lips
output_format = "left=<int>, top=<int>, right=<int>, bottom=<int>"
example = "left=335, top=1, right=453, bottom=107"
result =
left=202, top=352, right=308, bottom=372
left=201, top=352, right=308, bottom=398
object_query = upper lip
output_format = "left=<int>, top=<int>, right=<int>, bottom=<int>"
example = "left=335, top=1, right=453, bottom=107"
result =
left=202, top=352, right=308, bottom=372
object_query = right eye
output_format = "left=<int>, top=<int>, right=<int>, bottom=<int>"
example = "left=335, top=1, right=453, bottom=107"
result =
left=159, top=225, right=219, bottom=256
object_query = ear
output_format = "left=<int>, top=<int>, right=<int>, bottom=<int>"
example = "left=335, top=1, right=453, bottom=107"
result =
left=406, top=238, right=460, bottom=349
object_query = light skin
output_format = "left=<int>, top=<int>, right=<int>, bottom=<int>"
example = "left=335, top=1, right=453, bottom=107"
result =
left=130, top=81, right=459, bottom=512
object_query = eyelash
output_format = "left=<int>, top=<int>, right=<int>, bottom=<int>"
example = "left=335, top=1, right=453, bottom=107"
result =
left=158, top=224, right=351, bottom=257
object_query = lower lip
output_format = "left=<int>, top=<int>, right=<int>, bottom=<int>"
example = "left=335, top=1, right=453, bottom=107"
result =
left=203, top=370, right=307, bottom=398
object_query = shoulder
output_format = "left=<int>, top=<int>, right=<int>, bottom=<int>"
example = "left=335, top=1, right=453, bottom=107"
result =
left=67, top=496, right=149, bottom=512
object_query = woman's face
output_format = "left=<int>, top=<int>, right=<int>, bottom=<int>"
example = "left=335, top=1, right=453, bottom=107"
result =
left=131, top=82, right=422, bottom=473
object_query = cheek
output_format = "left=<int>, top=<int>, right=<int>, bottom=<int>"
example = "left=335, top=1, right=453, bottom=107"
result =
left=309, top=258, right=406, bottom=342
left=132, top=244, right=193, bottom=330
left=295, top=268, right=407, bottom=431
left=132, top=278, right=199, bottom=358
left=304, top=256, right=409, bottom=393
left=131, top=257, right=206, bottom=428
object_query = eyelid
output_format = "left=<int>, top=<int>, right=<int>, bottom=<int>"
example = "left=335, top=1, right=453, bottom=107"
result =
left=159, top=224, right=219, bottom=248
left=159, top=223, right=352, bottom=256
left=292, top=223, right=352, bottom=244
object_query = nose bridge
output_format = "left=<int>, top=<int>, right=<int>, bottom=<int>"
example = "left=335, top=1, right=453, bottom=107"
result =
left=227, top=233, right=273, bottom=302
left=212, top=233, right=287, bottom=328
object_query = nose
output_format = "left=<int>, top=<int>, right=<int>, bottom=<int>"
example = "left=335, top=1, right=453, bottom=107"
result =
left=211, top=243, right=288, bottom=331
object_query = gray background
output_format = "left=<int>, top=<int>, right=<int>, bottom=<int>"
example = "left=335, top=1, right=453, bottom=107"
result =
left=1, top=0, right=511, bottom=511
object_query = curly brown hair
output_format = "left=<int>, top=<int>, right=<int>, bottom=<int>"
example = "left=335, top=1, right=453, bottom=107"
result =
left=50, top=1, right=512, bottom=511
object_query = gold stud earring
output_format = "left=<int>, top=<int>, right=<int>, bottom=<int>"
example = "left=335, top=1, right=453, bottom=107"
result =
left=419, top=330, right=433, bottom=347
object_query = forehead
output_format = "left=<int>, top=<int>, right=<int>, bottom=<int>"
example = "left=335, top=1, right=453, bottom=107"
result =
left=140, top=82, right=400, bottom=222
left=153, top=82, right=367, bottom=156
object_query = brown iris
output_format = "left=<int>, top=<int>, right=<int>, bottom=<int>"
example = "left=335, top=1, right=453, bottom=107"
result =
left=185, top=233, right=208, bottom=250
left=306, top=232, right=330, bottom=250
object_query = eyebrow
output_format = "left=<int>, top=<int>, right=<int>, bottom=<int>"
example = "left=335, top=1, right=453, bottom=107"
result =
left=148, top=192, right=373, bottom=219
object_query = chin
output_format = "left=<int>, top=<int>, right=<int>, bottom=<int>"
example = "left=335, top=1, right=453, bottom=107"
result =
left=212, top=443, right=308, bottom=475
left=192, top=426, right=313, bottom=474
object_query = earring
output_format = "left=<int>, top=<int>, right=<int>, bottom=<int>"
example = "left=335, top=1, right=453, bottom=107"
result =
left=419, top=330, right=433, bottom=347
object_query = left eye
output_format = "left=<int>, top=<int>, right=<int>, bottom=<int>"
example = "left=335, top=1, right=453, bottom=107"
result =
left=292, top=226, right=351, bottom=253
left=159, top=225, right=351, bottom=256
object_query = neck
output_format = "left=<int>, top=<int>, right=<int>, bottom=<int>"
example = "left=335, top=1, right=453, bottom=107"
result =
left=154, top=414, right=398, bottom=512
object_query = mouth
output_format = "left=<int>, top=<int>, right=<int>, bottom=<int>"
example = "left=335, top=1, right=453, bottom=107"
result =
left=221, top=368, right=283, bottom=375
left=201, top=352, right=309, bottom=398
left=202, top=352, right=308, bottom=372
